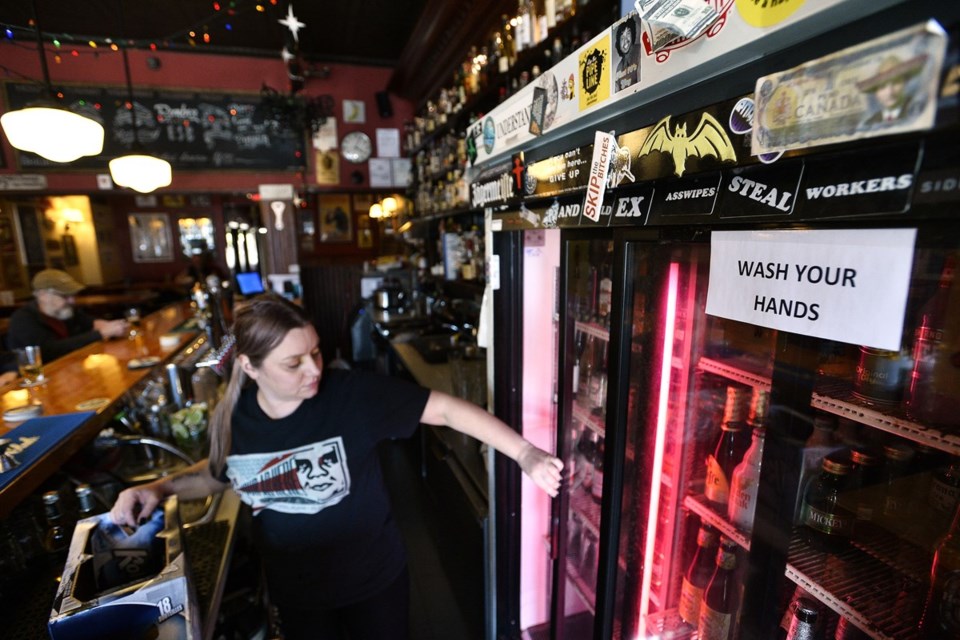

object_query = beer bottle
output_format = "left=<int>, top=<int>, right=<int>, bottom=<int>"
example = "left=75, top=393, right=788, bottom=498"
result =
left=918, top=504, right=960, bottom=637
left=678, top=523, right=719, bottom=627
left=75, top=484, right=101, bottom=519
left=905, top=254, right=960, bottom=430
left=42, top=491, right=69, bottom=563
left=705, top=386, right=750, bottom=510
left=729, top=427, right=765, bottom=533
left=697, top=536, right=739, bottom=640
left=802, top=451, right=855, bottom=553
left=784, top=597, right=823, bottom=640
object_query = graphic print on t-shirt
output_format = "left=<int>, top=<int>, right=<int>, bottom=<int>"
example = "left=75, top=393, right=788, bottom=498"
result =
left=226, top=436, right=351, bottom=514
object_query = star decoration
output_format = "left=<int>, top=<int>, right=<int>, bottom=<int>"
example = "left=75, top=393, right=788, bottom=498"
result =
left=278, top=5, right=306, bottom=43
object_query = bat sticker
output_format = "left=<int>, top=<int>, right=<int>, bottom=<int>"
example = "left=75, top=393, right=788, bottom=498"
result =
left=638, top=112, right=736, bottom=177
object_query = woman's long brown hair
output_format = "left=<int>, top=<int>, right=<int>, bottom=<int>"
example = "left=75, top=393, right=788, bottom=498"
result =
left=208, top=293, right=313, bottom=476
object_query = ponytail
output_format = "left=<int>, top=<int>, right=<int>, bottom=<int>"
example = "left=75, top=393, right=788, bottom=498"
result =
left=208, top=360, right=246, bottom=477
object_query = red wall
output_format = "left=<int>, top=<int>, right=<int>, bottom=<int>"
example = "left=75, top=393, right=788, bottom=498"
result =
left=0, top=43, right=413, bottom=194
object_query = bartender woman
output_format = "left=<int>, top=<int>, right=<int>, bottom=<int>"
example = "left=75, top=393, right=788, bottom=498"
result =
left=111, top=294, right=562, bottom=640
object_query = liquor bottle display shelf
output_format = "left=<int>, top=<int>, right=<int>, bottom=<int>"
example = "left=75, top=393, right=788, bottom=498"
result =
left=696, top=356, right=772, bottom=391
left=572, top=401, right=605, bottom=436
left=785, top=533, right=926, bottom=640
left=565, top=559, right=597, bottom=615
left=575, top=320, right=610, bottom=342
left=785, top=529, right=931, bottom=640
left=682, top=494, right=752, bottom=552
left=642, top=608, right=696, bottom=639
left=813, top=379, right=960, bottom=456
left=570, top=485, right=602, bottom=539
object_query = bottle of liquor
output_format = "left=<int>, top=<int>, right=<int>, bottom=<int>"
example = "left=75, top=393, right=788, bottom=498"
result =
left=705, top=386, right=750, bottom=510
left=834, top=615, right=870, bottom=639
left=572, top=330, right=586, bottom=395
left=784, top=597, right=823, bottom=639
left=678, top=523, right=719, bottom=627
left=576, top=428, right=597, bottom=494
left=591, top=435, right=604, bottom=504
left=879, top=441, right=916, bottom=535
left=516, top=0, right=533, bottom=53
left=847, top=445, right=884, bottom=541
left=590, top=343, right=608, bottom=417
left=905, top=254, right=960, bottom=429
left=852, top=345, right=911, bottom=408
left=578, top=333, right=596, bottom=403
left=777, top=585, right=812, bottom=639
left=918, top=504, right=960, bottom=637
left=697, top=536, right=739, bottom=640
left=910, top=459, right=960, bottom=552
left=801, top=451, right=855, bottom=552
left=794, top=412, right=843, bottom=524
left=729, top=427, right=766, bottom=533
left=597, top=261, right=613, bottom=324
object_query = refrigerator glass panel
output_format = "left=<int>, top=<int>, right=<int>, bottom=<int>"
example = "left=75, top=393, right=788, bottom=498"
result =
left=556, top=236, right=615, bottom=638
left=612, top=235, right=960, bottom=640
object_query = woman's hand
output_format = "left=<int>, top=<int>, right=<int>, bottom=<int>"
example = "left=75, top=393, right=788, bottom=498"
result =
left=110, top=483, right=166, bottom=529
left=517, top=442, right=564, bottom=498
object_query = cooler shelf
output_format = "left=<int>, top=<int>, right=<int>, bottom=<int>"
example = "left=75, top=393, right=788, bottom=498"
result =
left=785, top=532, right=927, bottom=640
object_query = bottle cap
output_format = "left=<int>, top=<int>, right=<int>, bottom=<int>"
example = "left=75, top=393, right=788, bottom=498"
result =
left=822, top=450, right=853, bottom=475
left=883, top=442, right=915, bottom=463
left=793, top=597, right=820, bottom=623
left=42, top=490, right=60, bottom=505
left=850, top=446, right=881, bottom=467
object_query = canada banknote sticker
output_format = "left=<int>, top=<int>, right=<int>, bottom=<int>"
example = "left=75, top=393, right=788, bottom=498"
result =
left=752, top=20, right=946, bottom=155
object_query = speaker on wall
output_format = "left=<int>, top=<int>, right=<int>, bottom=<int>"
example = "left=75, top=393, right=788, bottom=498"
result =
left=375, top=91, right=393, bottom=118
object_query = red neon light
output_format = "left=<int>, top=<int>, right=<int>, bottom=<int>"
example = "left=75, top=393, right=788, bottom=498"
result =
left=638, top=261, right=679, bottom=637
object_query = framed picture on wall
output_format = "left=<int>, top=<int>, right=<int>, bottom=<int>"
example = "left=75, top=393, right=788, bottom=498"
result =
left=129, top=213, right=174, bottom=263
left=318, top=194, right=353, bottom=243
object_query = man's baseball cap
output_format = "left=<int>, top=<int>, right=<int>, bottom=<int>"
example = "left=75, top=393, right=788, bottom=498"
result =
left=32, top=269, right=85, bottom=295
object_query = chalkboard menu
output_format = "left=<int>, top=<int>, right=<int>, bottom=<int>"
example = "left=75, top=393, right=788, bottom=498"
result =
left=4, top=82, right=305, bottom=171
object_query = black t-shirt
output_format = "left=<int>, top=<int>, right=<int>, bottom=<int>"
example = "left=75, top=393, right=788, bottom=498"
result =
left=223, top=369, right=430, bottom=608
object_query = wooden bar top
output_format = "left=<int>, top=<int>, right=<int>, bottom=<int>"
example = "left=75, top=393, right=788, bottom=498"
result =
left=0, top=301, right=202, bottom=517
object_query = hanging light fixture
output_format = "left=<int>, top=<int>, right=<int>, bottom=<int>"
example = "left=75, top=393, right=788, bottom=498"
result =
left=0, top=0, right=105, bottom=162
left=108, top=45, right=172, bottom=193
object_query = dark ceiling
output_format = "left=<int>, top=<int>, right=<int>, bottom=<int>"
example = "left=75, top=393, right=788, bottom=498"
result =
left=0, top=0, right=518, bottom=103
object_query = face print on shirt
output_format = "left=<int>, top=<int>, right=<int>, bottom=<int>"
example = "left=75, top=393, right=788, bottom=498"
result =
left=226, top=436, right=351, bottom=514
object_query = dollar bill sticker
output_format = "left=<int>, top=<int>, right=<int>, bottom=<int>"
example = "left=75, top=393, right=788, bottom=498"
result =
left=752, top=20, right=946, bottom=155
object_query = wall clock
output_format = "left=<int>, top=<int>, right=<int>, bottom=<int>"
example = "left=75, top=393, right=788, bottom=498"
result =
left=341, top=131, right=372, bottom=163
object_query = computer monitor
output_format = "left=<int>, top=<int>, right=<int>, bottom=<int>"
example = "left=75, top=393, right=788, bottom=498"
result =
left=235, top=272, right=265, bottom=296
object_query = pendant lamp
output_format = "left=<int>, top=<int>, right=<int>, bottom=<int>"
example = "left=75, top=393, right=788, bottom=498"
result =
left=0, top=1, right=105, bottom=163
left=108, top=47, right=172, bottom=193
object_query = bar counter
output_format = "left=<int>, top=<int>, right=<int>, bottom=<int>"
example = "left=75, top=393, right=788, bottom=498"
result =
left=0, top=301, right=202, bottom=517
left=0, top=300, right=243, bottom=640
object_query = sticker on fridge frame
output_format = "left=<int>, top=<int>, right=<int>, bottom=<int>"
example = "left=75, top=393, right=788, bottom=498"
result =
left=705, top=228, right=917, bottom=351
left=579, top=33, right=611, bottom=111
left=752, top=20, right=947, bottom=156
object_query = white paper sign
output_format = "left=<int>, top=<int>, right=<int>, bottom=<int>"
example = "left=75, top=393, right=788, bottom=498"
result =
left=376, top=128, right=401, bottom=158
left=705, top=229, right=917, bottom=350
left=368, top=158, right=393, bottom=188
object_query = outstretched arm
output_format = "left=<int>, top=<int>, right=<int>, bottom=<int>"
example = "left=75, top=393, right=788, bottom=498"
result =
left=110, top=459, right=229, bottom=528
left=419, top=391, right=563, bottom=497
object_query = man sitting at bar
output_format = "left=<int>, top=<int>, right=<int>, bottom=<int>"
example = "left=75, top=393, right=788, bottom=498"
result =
left=7, top=269, right=129, bottom=361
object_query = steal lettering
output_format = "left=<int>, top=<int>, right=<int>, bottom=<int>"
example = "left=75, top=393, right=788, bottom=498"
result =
left=727, top=175, right=793, bottom=211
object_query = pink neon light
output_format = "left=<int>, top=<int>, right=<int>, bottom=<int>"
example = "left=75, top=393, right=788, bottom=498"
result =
left=638, top=261, right=679, bottom=638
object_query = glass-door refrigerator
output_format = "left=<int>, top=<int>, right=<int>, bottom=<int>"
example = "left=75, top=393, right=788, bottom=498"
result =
left=609, top=227, right=960, bottom=640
